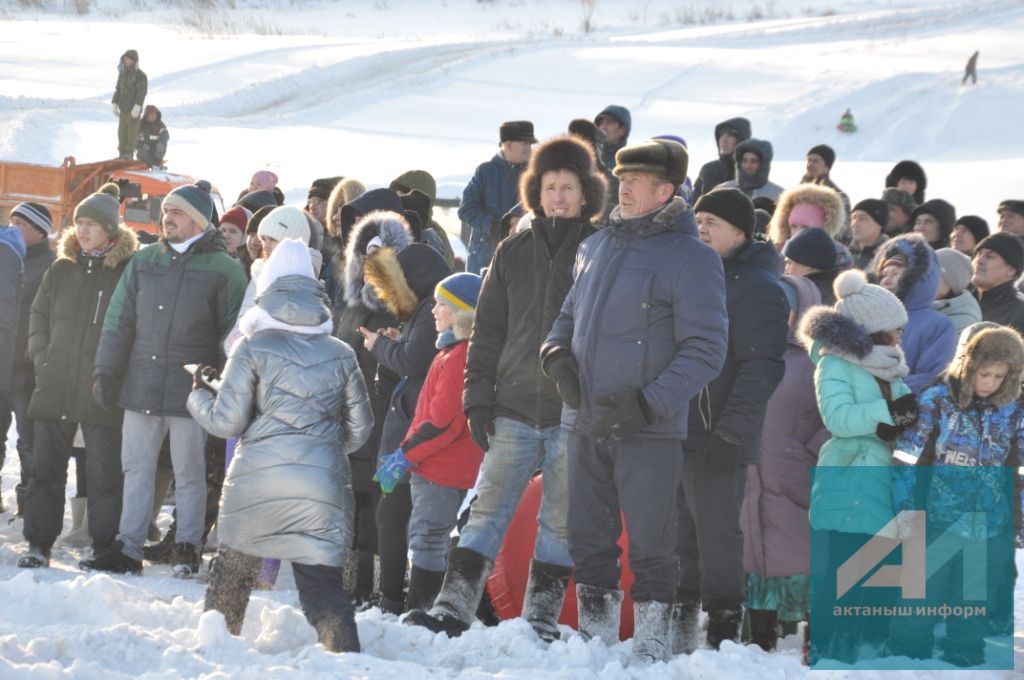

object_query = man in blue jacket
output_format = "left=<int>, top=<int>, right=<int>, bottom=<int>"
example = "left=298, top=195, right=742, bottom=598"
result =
left=541, top=138, right=728, bottom=663
left=459, top=121, right=535, bottom=274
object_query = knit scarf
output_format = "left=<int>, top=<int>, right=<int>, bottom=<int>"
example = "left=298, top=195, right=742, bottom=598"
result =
left=824, top=343, right=910, bottom=382
left=435, top=328, right=458, bottom=349
left=80, top=239, right=117, bottom=259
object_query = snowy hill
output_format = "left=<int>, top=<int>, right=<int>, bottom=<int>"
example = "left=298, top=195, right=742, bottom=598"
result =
left=1, top=1, right=1022, bottom=677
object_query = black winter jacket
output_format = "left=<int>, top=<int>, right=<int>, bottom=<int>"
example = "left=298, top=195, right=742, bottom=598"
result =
left=974, top=281, right=1024, bottom=336
left=684, top=237, right=789, bottom=463
left=464, top=216, right=596, bottom=427
left=112, top=52, right=147, bottom=110
left=14, top=241, right=56, bottom=370
left=693, top=117, right=752, bottom=199
left=28, top=227, right=137, bottom=426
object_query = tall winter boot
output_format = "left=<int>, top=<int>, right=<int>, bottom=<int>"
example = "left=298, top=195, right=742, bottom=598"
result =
left=522, top=560, right=573, bottom=642
left=706, top=608, right=743, bottom=650
left=403, top=547, right=493, bottom=637
left=405, top=564, right=446, bottom=613
left=748, top=609, right=779, bottom=651
left=59, top=497, right=91, bottom=548
left=670, top=596, right=701, bottom=655
left=576, top=582, right=623, bottom=645
left=633, top=600, right=674, bottom=664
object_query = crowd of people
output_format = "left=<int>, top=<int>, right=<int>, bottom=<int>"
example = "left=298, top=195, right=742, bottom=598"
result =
left=0, top=101, right=1022, bottom=666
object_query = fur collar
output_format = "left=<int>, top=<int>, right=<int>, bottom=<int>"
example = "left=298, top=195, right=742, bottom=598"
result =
left=343, top=211, right=413, bottom=310
left=799, top=306, right=910, bottom=381
left=768, top=182, right=846, bottom=247
left=58, top=226, right=138, bottom=268
left=363, top=247, right=419, bottom=321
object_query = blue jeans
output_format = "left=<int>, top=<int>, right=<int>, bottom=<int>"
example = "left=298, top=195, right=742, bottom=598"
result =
left=458, top=417, right=570, bottom=566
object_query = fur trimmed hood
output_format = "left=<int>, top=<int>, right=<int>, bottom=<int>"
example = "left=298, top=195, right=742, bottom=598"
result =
left=799, top=305, right=910, bottom=381
left=363, top=243, right=450, bottom=322
left=869, top=233, right=939, bottom=312
left=57, top=225, right=138, bottom=268
left=768, top=183, right=846, bottom=247
left=519, top=135, right=607, bottom=223
left=946, top=326, right=1024, bottom=408
left=342, top=211, right=413, bottom=310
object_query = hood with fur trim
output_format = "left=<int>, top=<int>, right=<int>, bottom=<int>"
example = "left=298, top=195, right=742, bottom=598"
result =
left=57, top=225, right=138, bottom=268
left=946, top=326, right=1024, bottom=409
left=768, top=183, right=846, bottom=247
left=519, top=135, right=607, bottom=223
left=733, top=138, right=774, bottom=193
left=870, top=234, right=939, bottom=312
left=342, top=210, right=413, bottom=309
left=363, top=243, right=451, bottom=322
left=799, top=305, right=910, bottom=381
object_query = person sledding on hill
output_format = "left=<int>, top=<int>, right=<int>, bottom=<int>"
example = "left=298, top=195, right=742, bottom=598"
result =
left=836, top=109, right=856, bottom=133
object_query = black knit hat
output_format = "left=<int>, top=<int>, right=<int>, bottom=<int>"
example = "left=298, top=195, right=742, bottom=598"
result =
left=519, top=135, right=606, bottom=221
left=694, top=187, right=755, bottom=238
left=782, top=227, right=837, bottom=271
left=955, top=215, right=989, bottom=244
left=998, top=199, right=1024, bottom=218
left=499, top=121, right=537, bottom=144
left=613, top=138, right=688, bottom=186
left=11, top=202, right=54, bottom=238
left=807, top=144, right=836, bottom=168
left=308, top=177, right=340, bottom=201
left=976, top=232, right=1024, bottom=276
left=852, top=198, right=889, bottom=229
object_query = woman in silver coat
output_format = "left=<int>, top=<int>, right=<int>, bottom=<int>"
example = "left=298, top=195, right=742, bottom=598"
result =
left=188, top=238, right=373, bottom=653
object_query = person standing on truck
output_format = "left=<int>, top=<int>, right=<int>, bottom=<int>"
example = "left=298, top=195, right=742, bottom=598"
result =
left=112, top=49, right=148, bottom=161
left=136, top=105, right=168, bottom=169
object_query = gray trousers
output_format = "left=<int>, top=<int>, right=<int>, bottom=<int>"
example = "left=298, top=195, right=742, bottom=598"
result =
left=409, top=474, right=466, bottom=572
left=117, top=410, right=207, bottom=559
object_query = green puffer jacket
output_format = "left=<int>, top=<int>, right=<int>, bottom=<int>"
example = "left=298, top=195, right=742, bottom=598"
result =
left=94, top=227, right=247, bottom=417
left=28, top=226, right=137, bottom=426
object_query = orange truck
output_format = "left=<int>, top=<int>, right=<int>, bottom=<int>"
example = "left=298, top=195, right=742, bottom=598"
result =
left=0, top=156, right=224, bottom=236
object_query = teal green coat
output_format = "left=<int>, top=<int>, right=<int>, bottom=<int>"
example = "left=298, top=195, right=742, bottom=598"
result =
left=808, top=341, right=911, bottom=536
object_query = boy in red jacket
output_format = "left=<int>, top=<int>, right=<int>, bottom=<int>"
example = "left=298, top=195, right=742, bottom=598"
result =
left=374, top=272, right=484, bottom=612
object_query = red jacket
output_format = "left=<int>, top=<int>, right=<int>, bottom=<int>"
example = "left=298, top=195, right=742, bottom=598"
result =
left=402, top=340, right=482, bottom=489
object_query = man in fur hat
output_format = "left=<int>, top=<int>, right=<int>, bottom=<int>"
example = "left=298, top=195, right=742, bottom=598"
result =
left=542, top=137, right=728, bottom=663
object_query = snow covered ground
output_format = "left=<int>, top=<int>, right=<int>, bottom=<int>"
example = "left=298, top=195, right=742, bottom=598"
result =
left=0, top=0, right=1022, bottom=677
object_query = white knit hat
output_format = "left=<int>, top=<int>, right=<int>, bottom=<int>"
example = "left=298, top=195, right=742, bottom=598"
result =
left=257, top=205, right=311, bottom=245
left=833, top=269, right=907, bottom=333
left=257, top=238, right=315, bottom=295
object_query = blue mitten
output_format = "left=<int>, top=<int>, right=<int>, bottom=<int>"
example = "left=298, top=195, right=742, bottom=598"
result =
left=373, top=449, right=412, bottom=494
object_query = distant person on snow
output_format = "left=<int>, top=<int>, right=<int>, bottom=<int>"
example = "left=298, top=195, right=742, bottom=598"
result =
left=962, top=50, right=979, bottom=86
left=112, top=49, right=148, bottom=160
left=135, top=105, right=168, bottom=169
left=836, top=108, right=857, bottom=133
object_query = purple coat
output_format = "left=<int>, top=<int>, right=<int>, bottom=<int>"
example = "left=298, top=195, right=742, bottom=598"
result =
left=741, top=275, right=829, bottom=577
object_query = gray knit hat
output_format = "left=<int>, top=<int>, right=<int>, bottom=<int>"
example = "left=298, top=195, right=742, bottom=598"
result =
left=935, top=248, right=973, bottom=296
left=833, top=269, right=907, bottom=333
left=73, top=192, right=121, bottom=236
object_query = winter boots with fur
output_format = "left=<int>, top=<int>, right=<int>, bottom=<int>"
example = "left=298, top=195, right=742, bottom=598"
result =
left=522, top=560, right=573, bottom=642
left=403, top=547, right=492, bottom=637
left=575, top=582, right=623, bottom=645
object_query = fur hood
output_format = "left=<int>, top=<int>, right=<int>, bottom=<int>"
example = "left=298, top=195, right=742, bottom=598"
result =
left=57, top=225, right=138, bottom=268
left=325, top=178, right=366, bottom=239
left=342, top=211, right=413, bottom=310
left=519, top=135, right=607, bottom=223
left=799, top=305, right=910, bottom=381
left=869, top=233, right=939, bottom=312
left=363, top=243, right=450, bottom=322
left=946, top=326, right=1024, bottom=409
left=732, top=138, right=774, bottom=193
left=769, top=183, right=846, bottom=247
left=885, top=160, right=927, bottom=204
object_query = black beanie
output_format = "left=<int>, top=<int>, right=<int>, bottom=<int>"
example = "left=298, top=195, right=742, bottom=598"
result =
left=852, top=198, right=889, bottom=230
left=694, top=187, right=755, bottom=238
left=782, top=227, right=837, bottom=271
left=955, top=215, right=989, bottom=244
left=976, top=232, right=1024, bottom=276
left=807, top=144, right=836, bottom=168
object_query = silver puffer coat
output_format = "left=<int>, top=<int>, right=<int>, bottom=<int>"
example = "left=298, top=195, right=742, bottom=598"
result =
left=188, top=275, right=372, bottom=566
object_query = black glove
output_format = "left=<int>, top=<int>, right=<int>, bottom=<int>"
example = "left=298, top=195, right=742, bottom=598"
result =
left=876, top=422, right=899, bottom=444
left=192, top=364, right=219, bottom=393
left=590, top=390, right=651, bottom=442
left=544, top=352, right=582, bottom=410
left=93, top=374, right=117, bottom=411
left=705, top=432, right=741, bottom=474
left=466, top=406, right=495, bottom=452
left=889, top=393, right=918, bottom=428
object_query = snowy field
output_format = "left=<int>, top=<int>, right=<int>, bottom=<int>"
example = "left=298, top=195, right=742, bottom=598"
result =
left=0, top=0, right=1022, bottom=677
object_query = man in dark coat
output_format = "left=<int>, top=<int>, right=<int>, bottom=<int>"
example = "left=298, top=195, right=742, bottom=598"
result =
left=674, top=188, right=788, bottom=651
left=406, top=135, right=605, bottom=641
left=692, top=117, right=751, bottom=199
left=85, top=185, right=246, bottom=576
left=1, top=202, right=56, bottom=515
left=135, top=104, right=168, bottom=168
left=970, top=232, right=1024, bottom=335
left=541, top=138, right=728, bottom=663
left=459, top=121, right=535, bottom=274
left=594, top=105, right=631, bottom=199
left=112, top=49, right=148, bottom=160
left=17, top=199, right=138, bottom=568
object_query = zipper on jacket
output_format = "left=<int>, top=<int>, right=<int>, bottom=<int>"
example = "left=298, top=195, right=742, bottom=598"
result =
left=535, top=223, right=555, bottom=428
left=93, top=290, right=104, bottom=325
left=699, top=385, right=712, bottom=433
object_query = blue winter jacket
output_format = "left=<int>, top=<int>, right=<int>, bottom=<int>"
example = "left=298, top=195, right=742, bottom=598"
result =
left=543, top=197, right=729, bottom=440
left=458, top=153, right=525, bottom=243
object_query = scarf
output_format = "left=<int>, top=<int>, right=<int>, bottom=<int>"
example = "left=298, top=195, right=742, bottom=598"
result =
left=80, top=240, right=117, bottom=259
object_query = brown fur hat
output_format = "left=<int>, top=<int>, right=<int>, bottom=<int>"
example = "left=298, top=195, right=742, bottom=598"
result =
left=768, top=183, right=846, bottom=247
left=947, top=325, right=1024, bottom=408
left=519, top=135, right=607, bottom=223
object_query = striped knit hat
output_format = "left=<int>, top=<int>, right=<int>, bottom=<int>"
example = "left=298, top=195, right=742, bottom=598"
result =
left=12, top=202, right=54, bottom=238
left=163, top=185, right=213, bottom=229
left=435, top=272, right=481, bottom=311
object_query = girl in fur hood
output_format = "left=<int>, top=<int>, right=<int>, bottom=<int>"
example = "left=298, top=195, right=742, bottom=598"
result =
left=885, top=323, right=1024, bottom=666
left=798, top=268, right=916, bottom=665
left=768, top=183, right=847, bottom=250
